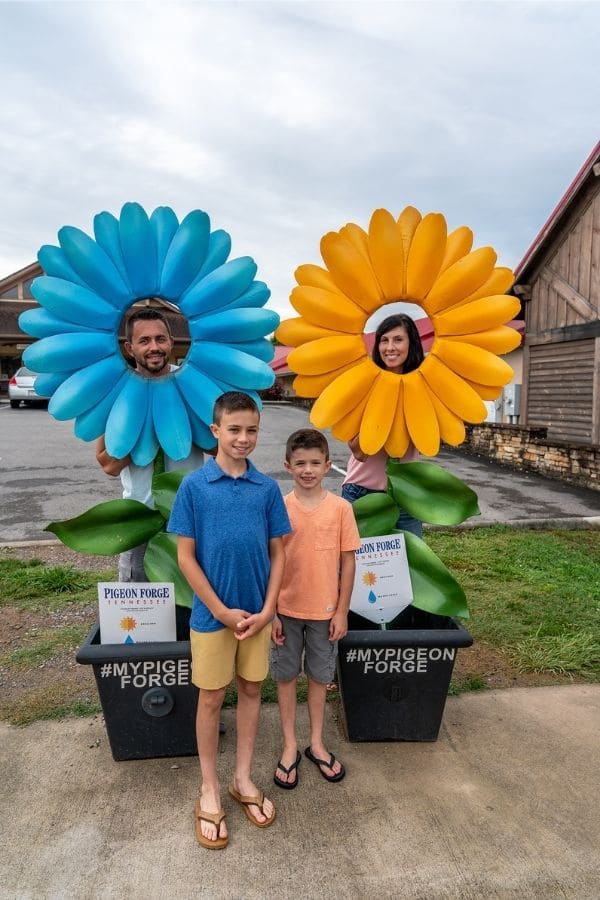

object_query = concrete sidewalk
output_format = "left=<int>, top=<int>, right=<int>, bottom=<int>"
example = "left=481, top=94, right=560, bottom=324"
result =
left=1, top=685, right=599, bottom=899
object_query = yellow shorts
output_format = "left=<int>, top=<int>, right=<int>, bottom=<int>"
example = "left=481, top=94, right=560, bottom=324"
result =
left=190, top=623, right=272, bottom=690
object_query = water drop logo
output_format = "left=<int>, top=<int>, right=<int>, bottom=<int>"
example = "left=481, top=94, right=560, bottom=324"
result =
left=367, top=590, right=378, bottom=605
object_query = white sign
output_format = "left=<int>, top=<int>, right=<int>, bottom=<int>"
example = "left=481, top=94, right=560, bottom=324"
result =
left=98, top=582, right=176, bottom=644
left=350, top=534, right=413, bottom=625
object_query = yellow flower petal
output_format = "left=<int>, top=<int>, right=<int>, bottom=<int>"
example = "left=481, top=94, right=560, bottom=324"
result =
left=276, top=317, right=346, bottom=347
left=331, top=390, right=371, bottom=442
left=421, top=355, right=487, bottom=421
left=428, top=391, right=466, bottom=446
left=424, top=247, right=497, bottom=315
left=287, top=335, right=367, bottom=376
left=368, top=208, right=405, bottom=301
left=403, top=370, right=440, bottom=456
left=434, top=294, right=521, bottom=335
left=384, top=380, right=411, bottom=458
left=439, top=226, right=473, bottom=275
left=320, top=232, right=382, bottom=313
left=434, top=338, right=514, bottom=387
left=451, top=267, right=514, bottom=309
left=464, top=379, right=502, bottom=401
left=293, top=361, right=360, bottom=398
left=406, top=213, right=447, bottom=301
left=445, top=326, right=522, bottom=354
left=339, top=223, right=383, bottom=302
left=359, top=370, right=399, bottom=455
left=295, top=264, right=346, bottom=294
left=290, top=285, right=366, bottom=333
left=311, top=360, right=379, bottom=427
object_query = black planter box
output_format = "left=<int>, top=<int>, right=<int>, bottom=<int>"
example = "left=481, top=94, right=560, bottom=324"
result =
left=337, top=606, right=473, bottom=742
left=77, top=605, right=198, bottom=761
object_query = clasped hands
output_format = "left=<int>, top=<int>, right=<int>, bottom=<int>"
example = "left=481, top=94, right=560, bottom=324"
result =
left=221, top=608, right=267, bottom=640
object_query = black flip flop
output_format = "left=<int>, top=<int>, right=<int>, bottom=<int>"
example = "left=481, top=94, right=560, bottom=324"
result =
left=273, top=750, right=301, bottom=789
left=304, top=746, right=346, bottom=782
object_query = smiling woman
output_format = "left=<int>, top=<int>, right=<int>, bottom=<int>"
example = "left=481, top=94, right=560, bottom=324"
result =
left=18, top=202, right=279, bottom=464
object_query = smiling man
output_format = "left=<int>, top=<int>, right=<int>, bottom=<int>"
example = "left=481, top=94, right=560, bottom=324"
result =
left=96, top=307, right=205, bottom=581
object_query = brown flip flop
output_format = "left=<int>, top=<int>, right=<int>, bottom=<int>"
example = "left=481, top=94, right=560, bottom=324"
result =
left=228, top=784, right=276, bottom=828
left=194, top=800, right=228, bottom=849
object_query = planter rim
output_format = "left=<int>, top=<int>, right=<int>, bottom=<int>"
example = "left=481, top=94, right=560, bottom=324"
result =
left=340, top=618, right=473, bottom=649
left=76, top=621, right=191, bottom=665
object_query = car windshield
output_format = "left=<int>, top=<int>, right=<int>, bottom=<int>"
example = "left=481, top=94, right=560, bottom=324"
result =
left=17, top=367, right=35, bottom=377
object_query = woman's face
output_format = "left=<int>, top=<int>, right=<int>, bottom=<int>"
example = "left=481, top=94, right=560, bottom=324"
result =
left=378, top=325, right=409, bottom=373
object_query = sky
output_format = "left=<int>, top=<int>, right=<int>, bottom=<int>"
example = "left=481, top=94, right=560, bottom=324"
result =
left=1, top=0, right=598, bottom=325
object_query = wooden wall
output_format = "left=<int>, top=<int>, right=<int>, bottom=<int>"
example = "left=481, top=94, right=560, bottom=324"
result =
left=521, top=173, right=600, bottom=445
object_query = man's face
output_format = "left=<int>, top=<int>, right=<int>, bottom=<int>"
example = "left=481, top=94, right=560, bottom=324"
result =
left=125, top=319, right=174, bottom=377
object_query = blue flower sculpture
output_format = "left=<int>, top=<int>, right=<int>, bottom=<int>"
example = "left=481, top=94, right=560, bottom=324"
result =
left=18, top=203, right=279, bottom=463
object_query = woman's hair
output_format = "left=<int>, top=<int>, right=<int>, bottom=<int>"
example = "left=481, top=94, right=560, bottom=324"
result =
left=371, top=314, right=424, bottom=374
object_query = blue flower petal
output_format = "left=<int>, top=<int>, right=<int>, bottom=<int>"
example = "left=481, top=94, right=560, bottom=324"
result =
left=129, top=411, right=159, bottom=467
left=74, top=372, right=129, bottom=441
left=38, top=245, right=88, bottom=287
left=150, top=207, right=179, bottom=275
left=188, top=342, right=275, bottom=390
left=210, top=377, right=263, bottom=411
left=173, top=363, right=222, bottom=425
left=59, top=226, right=132, bottom=309
left=179, top=257, right=257, bottom=318
left=31, top=276, right=122, bottom=330
left=18, top=307, right=99, bottom=338
left=217, top=280, right=271, bottom=314
left=104, top=373, right=150, bottom=459
left=48, top=355, right=126, bottom=420
left=186, top=229, right=231, bottom=290
left=35, top=372, right=74, bottom=397
left=150, top=378, right=192, bottom=461
left=93, top=212, right=132, bottom=291
left=188, top=308, right=279, bottom=343
left=24, top=332, right=118, bottom=373
left=159, top=210, right=210, bottom=300
left=229, top=339, right=275, bottom=363
left=119, top=202, right=158, bottom=298
left=181, top=398, right=217, bottom=450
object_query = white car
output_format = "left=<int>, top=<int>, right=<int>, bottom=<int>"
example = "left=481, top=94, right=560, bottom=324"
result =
left=8, top=367, right=50, bottom=409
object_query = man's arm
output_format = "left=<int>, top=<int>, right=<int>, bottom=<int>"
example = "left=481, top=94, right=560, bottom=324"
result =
left=177, top=536, right=250, bottom=633
left=236, top=536, right=285, bottom=640
left=348, top=435, right=368, bottom=463
left=95, top=436, right=131, bottom=477
left=329, top=549, right=356, bottom=641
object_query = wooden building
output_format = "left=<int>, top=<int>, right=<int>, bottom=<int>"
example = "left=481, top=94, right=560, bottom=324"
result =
left=513, top=141, right=600, bottom=445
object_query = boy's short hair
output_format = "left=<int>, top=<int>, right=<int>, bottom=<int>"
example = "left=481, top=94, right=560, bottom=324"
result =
left=285, top=428, right=330, bottom=461
left=213, top=391, right=259, bottom=424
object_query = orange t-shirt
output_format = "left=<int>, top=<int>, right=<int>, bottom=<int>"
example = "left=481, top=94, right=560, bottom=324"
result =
left=277, top=491, right=361, bottom=620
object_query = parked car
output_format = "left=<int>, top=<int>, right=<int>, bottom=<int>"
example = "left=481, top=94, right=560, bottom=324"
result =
left=8, top=367, right=50, bottom=409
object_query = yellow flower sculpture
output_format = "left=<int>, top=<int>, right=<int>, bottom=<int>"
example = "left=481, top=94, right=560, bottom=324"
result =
left=276, top=207, right=521, bottom=457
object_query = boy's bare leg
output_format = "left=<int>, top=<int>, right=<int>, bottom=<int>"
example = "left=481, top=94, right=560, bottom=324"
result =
left=307, top=678, right=343, bottom=778
left=275, top=678, right=299, bottom=785
left=232, top=675, right=274, bottom=823
left=196, top=687, right=228, bottom=842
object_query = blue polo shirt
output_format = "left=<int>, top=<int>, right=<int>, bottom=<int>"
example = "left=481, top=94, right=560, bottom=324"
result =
left=167, top=457, right=291, bottom=633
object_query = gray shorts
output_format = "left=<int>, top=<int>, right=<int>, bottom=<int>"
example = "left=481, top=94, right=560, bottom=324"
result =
left=270, top=615, right=338, bottom=684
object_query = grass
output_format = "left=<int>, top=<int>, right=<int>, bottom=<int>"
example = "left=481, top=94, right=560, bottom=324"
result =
left=0, top=558, right=115, bottom=611
left=428, top=527, right=600, bottom=679
left=1, top=624, right=90, bottom=670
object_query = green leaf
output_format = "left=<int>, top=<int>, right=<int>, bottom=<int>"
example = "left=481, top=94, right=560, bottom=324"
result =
left=401, top=529, right=470, bottom=618
left=45, top=500, right=165, bottom=555
left=352, top=492, right=400, bottom=538
left=152, top=469, right=189, bottom=520
left=387, top=460, right=480, bottom=525
left=144, top=532, right=193, bottom=609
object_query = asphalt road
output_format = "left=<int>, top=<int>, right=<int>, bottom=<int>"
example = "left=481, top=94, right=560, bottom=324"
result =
left=1, top=401, right=600, bottom=543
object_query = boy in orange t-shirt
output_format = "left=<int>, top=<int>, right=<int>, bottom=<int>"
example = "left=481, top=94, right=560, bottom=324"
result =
left=271, top=428, right=360, bottom=787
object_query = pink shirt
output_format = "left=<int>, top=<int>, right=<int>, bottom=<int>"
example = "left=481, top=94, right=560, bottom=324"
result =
left=343, top=445, right=419, bottom=491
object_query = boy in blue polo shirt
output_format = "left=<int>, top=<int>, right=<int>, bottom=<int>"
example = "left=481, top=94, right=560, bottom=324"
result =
left=168, top=391, right=290, bottom=850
